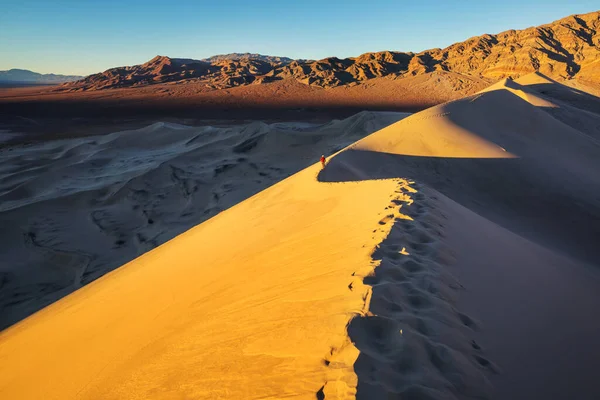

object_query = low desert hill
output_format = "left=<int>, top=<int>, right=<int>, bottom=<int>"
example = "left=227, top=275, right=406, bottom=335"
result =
left=0, top=69, right=82, bottom=84
left=60, top=11, right=599, bottom=91
left=0, top=73, right=598, bottom=399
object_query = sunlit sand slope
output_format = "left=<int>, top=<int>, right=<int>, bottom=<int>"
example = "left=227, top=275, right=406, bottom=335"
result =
left=0, top=164, right=417, bottom=399
left=0, top=112, right=407, bottom=330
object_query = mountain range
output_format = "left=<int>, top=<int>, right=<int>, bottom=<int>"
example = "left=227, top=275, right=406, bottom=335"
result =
left=60, top=10, right=599, bottom=91
left=0, top=69, right=82, bottom=84
left=201, top=53, right=308, bottom=64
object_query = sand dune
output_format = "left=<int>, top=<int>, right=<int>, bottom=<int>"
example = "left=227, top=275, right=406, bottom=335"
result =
left=0, top=111, right=407, bottom=329
left=322, top=75, right=600, bottom=265
left=515, top=72, right=600, bottom=140
left=0, top=75, right=599, bottom=399
left=319, top=74, right=600, bottom=398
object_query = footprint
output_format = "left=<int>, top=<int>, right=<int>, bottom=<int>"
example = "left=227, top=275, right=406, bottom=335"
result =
left=378, top=214, right=395, bottom=225
left=474, top=355, right=500, bottom=373
left=474, top=355, right=492, bottom=369
left=347, top=315, right=400, bottom=355
left=386, top=268, right=408, bottom=283
left=415, top=231, right=433, bottom=244
left=409, top=241, right=433, bottom=256
left=416, top=318, right=430, bottom=335
left=427, top=343, right=455, bottom=373
left=407, top=292, right=432, bottom=309
left=458, top=312, right=478, bottom=330
left=418, top=221, right=443, bottom=236
left=402, top=259, right=424, bottom=273
left=370, top=292, right=404, bottom=316
left=413, top=204, right=427, bottom=216
left=414, top=275, right=439, bottom=296
left=399, top=220, right=416, bottom=232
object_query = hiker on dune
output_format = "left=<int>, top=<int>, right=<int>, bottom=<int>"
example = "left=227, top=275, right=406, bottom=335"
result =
left=320, top=155, right=326, bottom=168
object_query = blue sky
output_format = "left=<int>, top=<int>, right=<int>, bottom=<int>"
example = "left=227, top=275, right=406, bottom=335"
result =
left=0, top=0, right=597, bottom=76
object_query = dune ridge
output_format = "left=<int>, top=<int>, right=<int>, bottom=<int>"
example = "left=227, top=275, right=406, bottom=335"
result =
left=0, top=74, right=599, bottom=399
left=0, top=111, right=408, bottom=330
left=318, top=74, right=600, bottom=398
left=348, top=182, right=495, bottom=399
left=0, top=170, right=495, bottom=400
left=321, top=75, right=600, bottom=264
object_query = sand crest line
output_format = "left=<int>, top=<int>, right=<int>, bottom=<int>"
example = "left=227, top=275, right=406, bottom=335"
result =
left=319, top=179, right=497, bottom=398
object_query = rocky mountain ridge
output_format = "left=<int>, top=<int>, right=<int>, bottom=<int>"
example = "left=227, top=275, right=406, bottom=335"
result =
left=61, top=10, right=599, bottom=91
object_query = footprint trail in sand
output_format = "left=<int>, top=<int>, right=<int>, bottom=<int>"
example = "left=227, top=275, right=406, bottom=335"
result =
left=320, top=179, right=497, bottom=399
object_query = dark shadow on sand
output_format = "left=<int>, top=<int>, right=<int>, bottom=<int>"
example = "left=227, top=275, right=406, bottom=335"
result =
left=526, top=82, right=600, bottom=115
left=345, top=180, right=495, bottom=398
left=318, top=149, right=600, bottom=266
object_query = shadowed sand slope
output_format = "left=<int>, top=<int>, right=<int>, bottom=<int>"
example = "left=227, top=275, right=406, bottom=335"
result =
left=440, top=193, right=600, bottom=400
left=317, top=77, right=600, bottom=398
left=0, top=166, right=417, bottom=399
left=515, top=72, right=600, bottom=140
left=0, top=78, right=599, bottom=400
left=320, top=79, right=600, bottom=265
left=515, top=72, right=600, bottom=114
